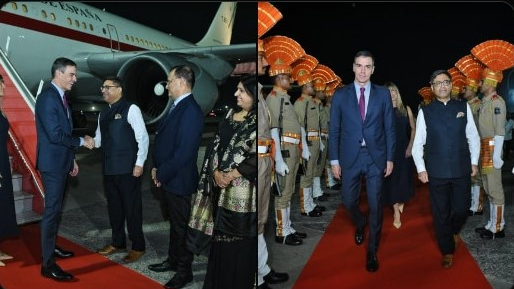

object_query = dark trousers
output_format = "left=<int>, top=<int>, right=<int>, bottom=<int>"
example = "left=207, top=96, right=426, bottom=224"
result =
left=341, top=148, right=384, bottom=254
left=40, top=171, right=68, bottom=267
left=104, top=174, right=145, bottom=251
left=428, top=176, right=470, bottom=255
left=164, top=191, right=193, bottom=275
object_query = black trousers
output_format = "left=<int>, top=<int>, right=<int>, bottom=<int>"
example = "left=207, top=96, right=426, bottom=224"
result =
left=428, top=176, right=470, bottom=255
left=164, top=191, right=193, bottom=275
left=104, top=173, right=145, bottom=251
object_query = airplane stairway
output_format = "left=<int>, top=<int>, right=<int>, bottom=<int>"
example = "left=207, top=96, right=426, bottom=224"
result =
left=0, top=48, right=44, bottom=224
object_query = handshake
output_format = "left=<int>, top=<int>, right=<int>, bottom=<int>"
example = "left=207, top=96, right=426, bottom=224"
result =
left=83, top=135, right=95, bottom=150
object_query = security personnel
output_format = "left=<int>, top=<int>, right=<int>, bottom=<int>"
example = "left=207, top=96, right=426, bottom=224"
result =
left=256, top=37, right=289, bottom=288
left=462, top=77, right=485, bottom=216
left=265, top=43, right=310, bottom=246
left=475, top=67, right=507, bottom=239
left=311, top=78, right=330, bottom=201
left=294, top=71, right=325, bottom=217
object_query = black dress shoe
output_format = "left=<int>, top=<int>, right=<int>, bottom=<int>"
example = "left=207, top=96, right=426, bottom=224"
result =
left=366, top=252, right=379, bottom=272
left=314, top=205, right=326, bottom=212
left=328, top=184, right=341, bottom=190
left=41, top=263, right=74, bottom=282
left=263, top=269, right=289, bottom=284
left=301, top=210, right=322, bottom=217
left=148, top=259, right=177, bottom=272
left=480, top=229, right=505, bottom=239
left=54, top=246, right=74, bottom=258
left=293, top=231, right=307, bottom=239
left=275, top=234, right=302, bottom=245
left=355, top=219, right=367, bottom=245
left=164, top=272, right=193, bottom=289
left=314, top=195, right=328, bottom=202
left=475, top=227, right=487, bottom=234
left=468, top=210, right=483, bottom=216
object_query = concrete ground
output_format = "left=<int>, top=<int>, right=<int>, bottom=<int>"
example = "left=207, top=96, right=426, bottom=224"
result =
left=56, top=125, right=513, bottom=289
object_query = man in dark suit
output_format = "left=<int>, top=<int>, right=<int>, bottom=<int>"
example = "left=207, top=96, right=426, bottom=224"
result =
left=150, top=65, right=204, bottom=289
left=35, top=57, right=91, bottom=281
left=328, top=50, right=395, bottom=273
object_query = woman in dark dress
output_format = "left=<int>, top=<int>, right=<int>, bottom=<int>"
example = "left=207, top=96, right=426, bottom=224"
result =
left=0, top=74, right=19, bottom=266
left=382, top=82, right=416, bottom=229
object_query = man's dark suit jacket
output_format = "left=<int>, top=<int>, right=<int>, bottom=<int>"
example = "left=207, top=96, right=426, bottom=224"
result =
left=35, top=84, right=79, bottom=173
left=329, top=82, right=395, bottom=171
left=153, top=94, right=204, bottom=195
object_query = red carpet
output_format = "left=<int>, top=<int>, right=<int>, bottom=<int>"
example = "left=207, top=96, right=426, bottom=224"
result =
left=0, top=224, right=163, bottom=289
left=293, top=184, right=492, bottom=289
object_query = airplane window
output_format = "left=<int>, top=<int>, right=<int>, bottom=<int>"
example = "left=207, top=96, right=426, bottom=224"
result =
left=67, top=18, right=72, bottom=26
left=10, top=2, right=17, bottom=10
left=75, top=19, right=79, bottom=27
left=125, top=35, right=129, bottom=41
left=21, top=4, right=27, bottom=13
left=50, top=13, right=56, bottom=21
left=82, top=22, right=86, bottom=29
left=131, top=36, right=134, bottom=42
left=89, top=24, right=94, bottom=31
left=102, top=28, right=106, bottom=35
left=41, top=10, right=47, bottom=19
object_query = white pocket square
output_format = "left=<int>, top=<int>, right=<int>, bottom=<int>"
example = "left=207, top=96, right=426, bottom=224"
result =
left=456, top=112, right=465, bottom=118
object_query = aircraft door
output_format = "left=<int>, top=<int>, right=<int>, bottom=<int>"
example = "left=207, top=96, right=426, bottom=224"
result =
left=106, top=24, right=120, bottom=52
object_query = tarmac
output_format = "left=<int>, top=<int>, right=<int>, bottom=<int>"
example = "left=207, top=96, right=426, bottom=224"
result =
left=56, top=124, right=514, bottom=289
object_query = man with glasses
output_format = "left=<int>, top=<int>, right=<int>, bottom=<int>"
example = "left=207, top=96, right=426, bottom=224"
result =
left=412, top=69, right=480, bottom=269
left=90, top=76, right=149, bottom=264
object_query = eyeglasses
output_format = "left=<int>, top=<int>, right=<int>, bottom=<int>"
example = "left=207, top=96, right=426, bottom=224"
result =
left=431, top=80, right=451, bottom=87
left=100, top=85, right=119, bottom=90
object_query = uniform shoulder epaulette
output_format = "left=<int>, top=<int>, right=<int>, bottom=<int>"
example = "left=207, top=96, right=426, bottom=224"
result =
left=492, top=94, right=500, bottom=100
left=269, top=90, right=277, bottom=97
left=297, top=96, right=304, bottom=101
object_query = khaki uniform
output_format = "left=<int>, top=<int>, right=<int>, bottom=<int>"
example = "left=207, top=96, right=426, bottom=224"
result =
left=478, top=93, right=506, bottom=232
left=294, top=95, right=321, bottom=213
left=467, top=97, right=485, bottom=213
left=257, top=83, right=272, bottom=234
left=266, top=87, right=301, bottom=237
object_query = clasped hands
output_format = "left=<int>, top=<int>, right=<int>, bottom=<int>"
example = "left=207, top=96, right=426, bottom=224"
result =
left=83, top=135, right=95, bottom=149
left=213, top=169, right=238, bottom=189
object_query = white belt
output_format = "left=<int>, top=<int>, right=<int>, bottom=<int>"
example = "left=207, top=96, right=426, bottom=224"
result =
left=258, top=146, right=269, bottom=153
left=281, top=136, right=301, bottom=145
left=307, top=131, right=319, bottom=137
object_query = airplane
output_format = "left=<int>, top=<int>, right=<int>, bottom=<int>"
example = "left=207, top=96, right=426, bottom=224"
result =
left=0, top=1, right=256, bottom=127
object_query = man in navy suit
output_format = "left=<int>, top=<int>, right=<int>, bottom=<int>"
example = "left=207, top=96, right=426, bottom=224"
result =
left=329, top=50, right=395, bottom=272
left=151, top=65, right=204, bottom=289
left=35, top=57, right=90, bottom=281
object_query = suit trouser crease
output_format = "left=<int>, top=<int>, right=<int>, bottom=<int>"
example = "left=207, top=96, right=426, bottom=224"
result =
left=165, top=192, right=193, bottom=275
left=104, top=173, right=145, bottom=251
left=40, top=171, right=68, bottom=267
left=341, top=148, right=383, bottom=254
left=428, top=176, right=470, bottom=255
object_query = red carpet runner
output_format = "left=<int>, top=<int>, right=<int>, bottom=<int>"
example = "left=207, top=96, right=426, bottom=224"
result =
left=293, top=185, right=492, bottom=289
left=0, top=224, right=163, bottom=289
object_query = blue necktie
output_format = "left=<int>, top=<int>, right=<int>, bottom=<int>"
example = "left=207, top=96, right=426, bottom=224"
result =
left=168, top=102, right=176, bottom=116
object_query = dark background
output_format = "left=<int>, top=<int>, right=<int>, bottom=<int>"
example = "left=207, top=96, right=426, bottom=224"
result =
left=85, top=1, right=257, bottom=113
left=263, top=1, right=514, bottom=112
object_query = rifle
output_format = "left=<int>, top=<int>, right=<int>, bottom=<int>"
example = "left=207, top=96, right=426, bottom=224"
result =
left=272, top=98, right=285, bottom=196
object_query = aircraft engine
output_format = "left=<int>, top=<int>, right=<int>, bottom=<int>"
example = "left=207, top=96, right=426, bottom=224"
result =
left=117, top=53, right=219, bottom=125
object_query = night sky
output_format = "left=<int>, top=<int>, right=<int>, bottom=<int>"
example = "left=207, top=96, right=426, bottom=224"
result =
left=265, top=1, right=514, bottom=111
